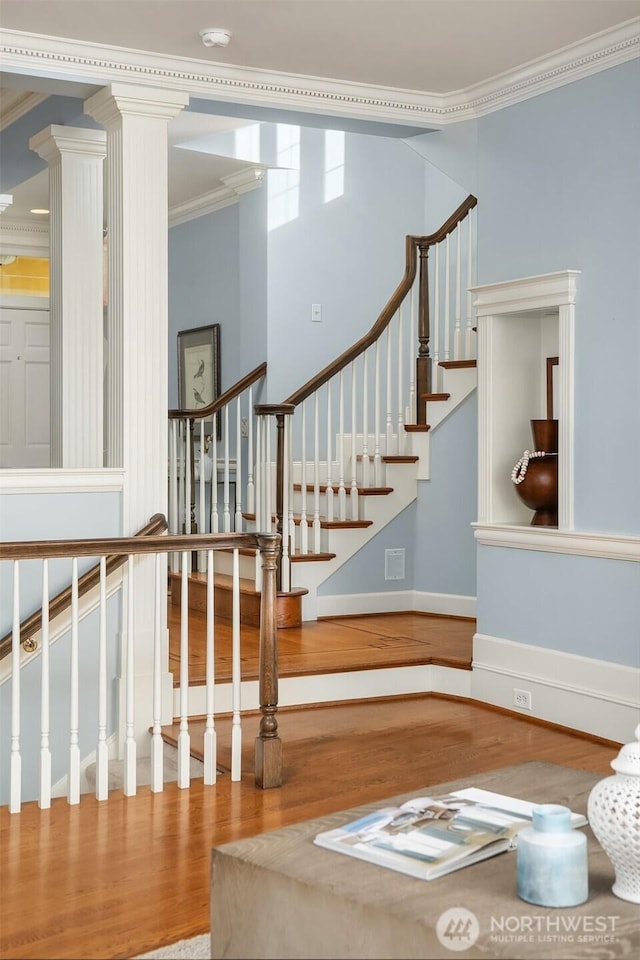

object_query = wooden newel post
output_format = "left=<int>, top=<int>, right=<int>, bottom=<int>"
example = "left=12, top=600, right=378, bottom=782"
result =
left=254, top=403, right=295, bottom=593
left=416, top=243, right=431, bottom=424
left=255, top=531, right=282, bottom=788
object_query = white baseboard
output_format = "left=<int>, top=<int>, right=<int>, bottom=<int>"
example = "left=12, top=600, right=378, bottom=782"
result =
left=316, top=590, right=476, bottom=619
left=472, top=633, right=640, bottom=743
left=179, top=664, right=471, bottom=717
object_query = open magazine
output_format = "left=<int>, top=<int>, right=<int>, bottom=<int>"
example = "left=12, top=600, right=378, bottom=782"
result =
left=313, top=787, right=588, bottom=881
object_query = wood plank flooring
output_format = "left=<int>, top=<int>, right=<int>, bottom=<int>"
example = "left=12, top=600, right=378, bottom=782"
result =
left=168, top=610, right=475, bottom=683
left=1, top=614, right=620, bottom=960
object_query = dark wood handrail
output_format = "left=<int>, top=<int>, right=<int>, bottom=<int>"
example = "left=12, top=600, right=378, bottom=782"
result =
left=283, top=195, right=476, bottom=408
left=0, top=531, right=271, bottom=562
left=409, top=194, right=477, bottom=247
left=0, top=514, right=168, bottom=661
left=168, top=361, right=267, bottom=420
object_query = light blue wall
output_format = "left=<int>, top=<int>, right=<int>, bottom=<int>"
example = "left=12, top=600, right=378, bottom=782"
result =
left=476, top=60, right=640, bottom=535
left=477, top=546, right=640, bottom=669
left=414, top=393, right=478, bottom=597
left=266, top=128, right=429, bottom=401
left=168, top=203, right=241, bottom=405
left=318, top=502, right=417, bottom=596
left=238, top=184, right=269, bottom=374
left=473, top=61, right=640, bottom=666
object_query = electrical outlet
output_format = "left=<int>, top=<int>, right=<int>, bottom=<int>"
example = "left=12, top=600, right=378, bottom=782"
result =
left=513, top=688, right=532, bottom=710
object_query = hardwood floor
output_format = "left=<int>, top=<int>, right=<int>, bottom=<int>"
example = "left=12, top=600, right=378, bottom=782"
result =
left=1, top=614, right=620, bottom=960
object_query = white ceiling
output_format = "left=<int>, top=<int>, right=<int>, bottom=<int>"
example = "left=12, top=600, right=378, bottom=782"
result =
left=1, top=1, right=639, bottom=231
left=1, top=0, right=639, bottom=94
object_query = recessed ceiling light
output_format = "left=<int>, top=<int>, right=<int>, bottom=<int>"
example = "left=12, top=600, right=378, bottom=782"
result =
left=30, top=208, right=50, bottom=215
left=199, top=28, right=231, bottom=48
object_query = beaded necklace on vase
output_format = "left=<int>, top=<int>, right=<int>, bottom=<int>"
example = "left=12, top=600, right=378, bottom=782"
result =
left=511, top=450, right=547, bottom=485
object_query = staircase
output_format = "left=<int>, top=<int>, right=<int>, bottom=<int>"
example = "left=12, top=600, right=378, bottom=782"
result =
left=169, top=196, right=479, bottom=627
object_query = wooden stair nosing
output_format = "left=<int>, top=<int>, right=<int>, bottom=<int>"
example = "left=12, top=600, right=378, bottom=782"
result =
left=403, top=424, right=430, bottom=433
left=243, top=512, right=373, bottom=530
left=169, top=571, right=306, bottom=629
left=438, top=359, right=477, bottom=369
left=290, top=550, right=336, bottom=562
left=382, top=455, right=419, bottom=464
left=293, top=483, right=393, bottom=496
left=420, top=392, right=451, bottom=401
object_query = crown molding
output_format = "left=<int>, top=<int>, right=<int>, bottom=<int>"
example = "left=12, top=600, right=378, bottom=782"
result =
left=168, top=166, right=265, bottom=227
left=0, top=217, right=49, bottom=256
left=0, top=88, right=48, bottom=130
left=1, top=19, right=638, bottom=128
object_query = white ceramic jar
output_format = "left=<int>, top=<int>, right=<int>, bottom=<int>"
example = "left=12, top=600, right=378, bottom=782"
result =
left=587, top=722, right=640, bottom=904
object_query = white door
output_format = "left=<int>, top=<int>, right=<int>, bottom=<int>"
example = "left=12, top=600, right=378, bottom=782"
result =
left=0, top=297, right=50, bottom=468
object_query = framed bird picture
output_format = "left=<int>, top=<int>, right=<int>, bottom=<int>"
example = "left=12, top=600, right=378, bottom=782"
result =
left=177, top=323, right=221, bottom=417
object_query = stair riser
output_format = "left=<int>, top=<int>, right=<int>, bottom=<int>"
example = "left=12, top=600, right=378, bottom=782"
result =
left=170, top=573, right=304, bottom=629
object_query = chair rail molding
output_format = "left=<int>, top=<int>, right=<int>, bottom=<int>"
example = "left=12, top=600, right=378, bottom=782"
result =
left=472, top=270, right=580, bottom=533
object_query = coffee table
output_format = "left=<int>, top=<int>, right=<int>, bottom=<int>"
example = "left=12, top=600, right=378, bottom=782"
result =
left=210, top=762, right=638, bottom=959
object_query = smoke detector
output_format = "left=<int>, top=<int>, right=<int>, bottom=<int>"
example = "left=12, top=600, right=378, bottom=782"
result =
left=199, top=28, right=232, bottom=48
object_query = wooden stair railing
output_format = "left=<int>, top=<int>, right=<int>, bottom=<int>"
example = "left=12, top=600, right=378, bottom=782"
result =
left=168, top=361, right=267, bottom=569
left=255, top=196, right=477, bottom=588
left=1, top=528, right=281, bottom=811
left=0, top=513, right=167, bottom=662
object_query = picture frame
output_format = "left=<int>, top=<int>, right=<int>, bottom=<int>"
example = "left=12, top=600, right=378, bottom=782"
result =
left=177, top=323, right=221, bottom=414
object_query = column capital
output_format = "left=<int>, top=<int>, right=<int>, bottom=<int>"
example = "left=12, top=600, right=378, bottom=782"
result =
left=0, top=194, right=13, bottom=215
left=84, top=84, right=189, bottom=127
left=29, top=125, right=107, bottom=164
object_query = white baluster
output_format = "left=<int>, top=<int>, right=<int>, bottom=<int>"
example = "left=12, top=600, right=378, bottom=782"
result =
left=223, top=405, right=230, bottom=532
left=150, top=552, right=164, bottom=793
left=397, top=305, right=404, bottom=454
left=407, top=283, right=416, bottom=425
left=210, top=413, right=219, bottom=533
left=96, top=555, right=109, bottom=801
left=386, top=323, right=394, bottom=455
left=299, top=400, right=309, bottom=554
left=247, top=385, right=255, bottom=515
left=433, top=243, right=441, bottom=393
left=325, top=381, right=334, bottom=521
left=288, top=415, right=296, bottom=555
left=454, top=225, right=462, bottom=361
left=231, top=549, right=242, bottom=781
left=374, top=339, right=382, bottom=486
left=362, top=350, right=370, bottom=487
left=185, top=417, right=192, bottom=574
left=265, top=415, right=273, bottom=533
left=281, top=415, right=291, bottom=592
left=350, top=360, right=359, bottom=519
left=444, top=232, right=451, bottom=362
left=235, top=397, right=243, bottom=531
left=198, top=418, right=206, bottom=570
left=10, top=561, right=21, bottom=813
left=38, top=559, right=52, bottom=809
left=123, top=556, right=136, bottom=798
left=337, top=370, right=346, bottom=520
left=254, top=415, right=263, bottom=590
left=177, top=553, right=190, bottom=788
left=204, top=549, right=217, bottom=785
left=170, top=420, right=179, bottom=572
left=68, top=557, right=81, bottom=804
left=312, top=393, right=321, bottom=553
left=465, top=208, right=475, bottom=359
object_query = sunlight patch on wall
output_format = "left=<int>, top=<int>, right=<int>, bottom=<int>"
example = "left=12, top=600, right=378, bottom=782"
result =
left=234, top=123, right=261, bottom=163
left=324, top=130, right=345, bottom=203
left=267, top=124, right=300, bottom=231
left=0, top=257, right=49, bottom=296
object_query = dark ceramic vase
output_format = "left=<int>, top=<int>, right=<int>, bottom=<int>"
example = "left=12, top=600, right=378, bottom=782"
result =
left=514, top=419, right=558, bottom=527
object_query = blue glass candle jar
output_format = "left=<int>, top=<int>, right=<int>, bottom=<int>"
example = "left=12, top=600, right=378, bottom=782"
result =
left=517, top=804, right=588, bottom=907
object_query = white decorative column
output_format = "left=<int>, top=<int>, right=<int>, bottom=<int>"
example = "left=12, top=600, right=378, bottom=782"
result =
left=29, top=126, right=106, bottom=467
left=85, top=84, right=188, bottom=752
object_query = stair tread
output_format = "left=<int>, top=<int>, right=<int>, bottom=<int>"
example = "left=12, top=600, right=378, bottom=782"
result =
left=439, top=359, right=477, bottom=369
left=421, top=392, right=451, bottom=401
left=382, top=455, right=419, bottom=463
left=243, top=512, right=373, bottom=529
left=290, top=550, right=336, bottom=562
left=404, top=424, right=431, bottom=433
left=293, top=483, right=393, bottom=496
left=169, top=570, right=308, bottom=599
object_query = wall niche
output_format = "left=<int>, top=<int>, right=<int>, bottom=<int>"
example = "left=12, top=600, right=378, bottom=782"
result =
left=472, top=270, right=579, bottom=533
